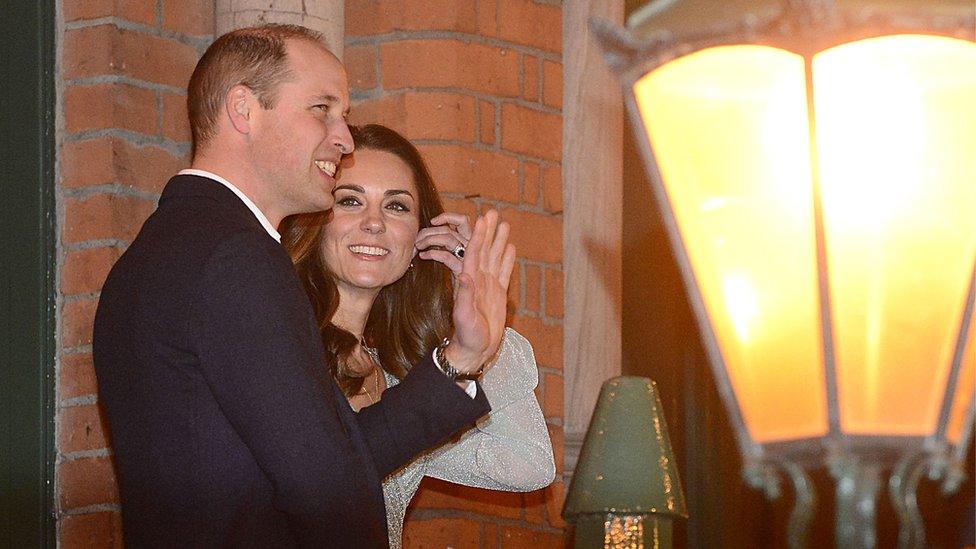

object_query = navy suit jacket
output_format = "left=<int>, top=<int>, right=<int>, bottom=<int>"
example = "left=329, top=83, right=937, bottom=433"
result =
left=93, top=174, right=490, bottom=547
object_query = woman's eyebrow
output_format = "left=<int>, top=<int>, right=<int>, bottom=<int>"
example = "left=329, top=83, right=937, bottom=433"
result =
left=333, top=185, right=415, bottom=200
left=385, top=189, right=415, bottom=199
left=334, top=184, right=364, bottom=193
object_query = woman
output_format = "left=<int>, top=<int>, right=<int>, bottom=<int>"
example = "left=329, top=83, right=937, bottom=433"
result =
left=280, top=124, right=554, bottom=547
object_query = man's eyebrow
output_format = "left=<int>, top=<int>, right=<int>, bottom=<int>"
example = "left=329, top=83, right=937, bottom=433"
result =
left=312, top=94, right=341, bottom=104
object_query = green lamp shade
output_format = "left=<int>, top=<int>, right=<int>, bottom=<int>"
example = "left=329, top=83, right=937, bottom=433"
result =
left=563, top=376, right=687, bottom=519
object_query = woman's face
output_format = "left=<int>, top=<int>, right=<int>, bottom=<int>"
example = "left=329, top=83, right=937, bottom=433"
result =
left=321, top=148, right=421, bottom=296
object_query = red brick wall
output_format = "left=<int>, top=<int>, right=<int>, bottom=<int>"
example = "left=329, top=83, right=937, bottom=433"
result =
left=57, top=1, right=212, bottom=546
left=345, top=1, right=568, bottom=546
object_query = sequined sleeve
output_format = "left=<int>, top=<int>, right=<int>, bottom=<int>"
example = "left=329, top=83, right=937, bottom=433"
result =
left=422, top=328, right=556, bottom=491
left=378, top=329, right=556, bottom=548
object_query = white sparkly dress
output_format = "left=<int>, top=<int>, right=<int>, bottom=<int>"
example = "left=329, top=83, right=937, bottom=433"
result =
left=373, top=328, right=555, bottom=549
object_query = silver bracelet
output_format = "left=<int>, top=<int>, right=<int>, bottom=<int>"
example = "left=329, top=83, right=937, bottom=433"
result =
left=434, top=338, right=483, bottom=381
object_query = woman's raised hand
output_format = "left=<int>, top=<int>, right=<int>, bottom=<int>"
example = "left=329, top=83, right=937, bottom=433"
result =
left=443, top=210, right=516, bottom=376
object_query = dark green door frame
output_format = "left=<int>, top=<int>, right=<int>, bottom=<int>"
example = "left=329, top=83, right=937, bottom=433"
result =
left=1, top=0, right=57, bottom=546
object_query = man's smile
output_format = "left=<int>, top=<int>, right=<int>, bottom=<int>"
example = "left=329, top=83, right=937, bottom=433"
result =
left=314, top=160, right=337, bottom=177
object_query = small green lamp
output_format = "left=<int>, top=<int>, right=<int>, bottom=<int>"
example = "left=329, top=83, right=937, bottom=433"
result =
left=562, top=376, right=688, bottom=548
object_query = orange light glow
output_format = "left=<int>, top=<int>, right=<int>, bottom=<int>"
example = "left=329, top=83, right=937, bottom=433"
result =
left=634, top=46, right=827, bottom=443
left=815, top=36, right=976, bottom=435
left=633, top=35, right=976, bottom=443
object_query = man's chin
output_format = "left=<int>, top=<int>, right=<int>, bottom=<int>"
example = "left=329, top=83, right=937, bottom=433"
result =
left=296, top=195, right=334, bottom=215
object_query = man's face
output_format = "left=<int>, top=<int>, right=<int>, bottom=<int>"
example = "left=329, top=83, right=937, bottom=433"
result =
left=249, top=39, right=353, bottom=217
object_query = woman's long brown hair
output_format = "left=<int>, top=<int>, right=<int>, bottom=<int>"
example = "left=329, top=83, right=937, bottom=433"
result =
left=280, top=124, right=454, bottom=396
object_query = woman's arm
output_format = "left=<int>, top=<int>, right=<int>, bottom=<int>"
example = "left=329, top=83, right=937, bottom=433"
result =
left=421, top=328, right=556, bottom=491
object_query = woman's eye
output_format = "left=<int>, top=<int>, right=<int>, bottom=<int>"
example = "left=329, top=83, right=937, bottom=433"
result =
left=386, top=201, right=411, bottom=213
left=336, top=196, right=361, bottom=207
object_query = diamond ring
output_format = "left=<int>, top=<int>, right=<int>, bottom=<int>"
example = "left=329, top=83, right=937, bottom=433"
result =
left=451, top=244, right=465, bottom=259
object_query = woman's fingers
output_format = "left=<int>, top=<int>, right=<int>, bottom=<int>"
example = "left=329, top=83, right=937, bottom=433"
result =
left=499, top=243, right=516, bottom=290
left=415, top=229, right=465, bottom=254
left=478, top=210, right=499, bottom=272
left=430, top=212, right=473, bottom=240
left=462, top=215, right=487, bottom=278
left=486, top=221, right=510, bottom=277
left=448, top=210, right=514, bottom=283
left=417, top=249, right=462, bottom=273
left=416, top=225, right=464, bottom=243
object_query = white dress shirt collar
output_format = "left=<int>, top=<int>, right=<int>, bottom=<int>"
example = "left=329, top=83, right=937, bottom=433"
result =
left=178, top=168, right=281, bottom=243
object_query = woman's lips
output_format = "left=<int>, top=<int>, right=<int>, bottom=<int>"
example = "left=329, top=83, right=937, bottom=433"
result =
left=348, top=244, right=389, bottom=257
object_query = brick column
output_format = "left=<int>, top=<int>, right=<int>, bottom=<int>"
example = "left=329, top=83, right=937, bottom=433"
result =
left=345, top=1, right=567, bottom=546
left=215, top=0, right=344, bottom=56
left=57, top=1, right=213, bottom=546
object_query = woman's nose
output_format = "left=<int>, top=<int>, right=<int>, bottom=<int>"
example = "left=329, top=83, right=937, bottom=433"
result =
left=360, top=209, right=385, bottom=234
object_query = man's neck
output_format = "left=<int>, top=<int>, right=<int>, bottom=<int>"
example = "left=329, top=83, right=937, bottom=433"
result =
left=190, top=155, right=284, bottom=228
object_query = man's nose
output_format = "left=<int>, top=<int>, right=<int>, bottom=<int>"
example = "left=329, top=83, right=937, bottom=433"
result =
left=333, top=120, right=354, bottom=155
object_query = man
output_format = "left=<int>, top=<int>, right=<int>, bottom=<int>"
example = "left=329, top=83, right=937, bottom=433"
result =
left=93, top=24, right=515, bottom=547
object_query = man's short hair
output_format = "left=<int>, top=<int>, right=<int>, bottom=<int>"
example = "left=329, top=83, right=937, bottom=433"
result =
left=187, top=24, right=326, bottom=156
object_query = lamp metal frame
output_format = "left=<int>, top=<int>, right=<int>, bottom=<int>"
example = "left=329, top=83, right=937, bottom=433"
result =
left=592, top=1, right=976, bottom=547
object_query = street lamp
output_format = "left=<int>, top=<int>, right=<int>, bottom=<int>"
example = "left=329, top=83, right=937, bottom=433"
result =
left=592, top=1, right=976, bottom=547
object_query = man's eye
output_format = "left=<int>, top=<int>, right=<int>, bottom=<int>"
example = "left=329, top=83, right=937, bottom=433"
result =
left=314, top=104, right=329, bottom=112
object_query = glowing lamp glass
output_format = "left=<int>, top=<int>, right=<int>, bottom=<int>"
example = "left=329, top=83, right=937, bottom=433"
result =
left=633, top=35, right=976, bottom=444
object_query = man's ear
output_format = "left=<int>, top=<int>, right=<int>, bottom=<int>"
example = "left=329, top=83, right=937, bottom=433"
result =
left=225, top=85, right=254, bottom=135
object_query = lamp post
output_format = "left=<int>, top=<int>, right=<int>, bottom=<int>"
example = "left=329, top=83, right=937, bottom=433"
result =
left=591, top=1, right=976, bottom=547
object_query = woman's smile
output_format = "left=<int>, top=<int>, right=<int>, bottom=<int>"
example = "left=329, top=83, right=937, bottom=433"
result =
left=348, top=244, right=390, bottom=258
